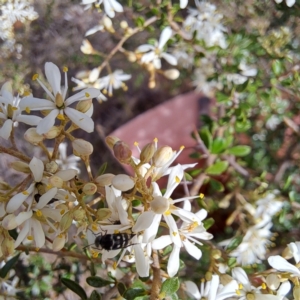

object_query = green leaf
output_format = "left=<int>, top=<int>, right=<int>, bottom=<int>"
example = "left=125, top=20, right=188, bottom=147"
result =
left=169, top=293, right=179, bottom=300
left=272, top=60, right=283, bottom=75
left=289, top=191, right=296, bottom=202
left=160, top=277, right=180, bottom=296
left=209, top=178, right=224, bottom=192
left=235, top=80, right=249, bottom=92
left=205, top=161, right=229, bottom=175
left=227, top=145, right=251, bottom=157
left=135, top=297, right=150, bottom=300
left=117, top=282, right=127, bottom=296
left=211, top=138, right=226, bottom=154
left=199, top=127, right=212, bottom=150
left=89, top=290, right=101, bottom=300
left=225, top=236, right=243, bottom=252
left=86, top=276, right=114, bottom=288
left=97, top=162, right=107, bottom=175
left=216, top=91, right=230, bottom=102
left=0, top=253, right=20, bottom=278
left=123, top=288, right=146, bottom=299
left=61, top=278, right=88, bottom=300
left=203, top=218, right=215, bottom=230
left=227, top=257, right=237, bottom=268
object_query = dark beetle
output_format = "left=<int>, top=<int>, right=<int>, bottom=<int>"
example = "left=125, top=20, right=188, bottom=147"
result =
left=94, top=232, right=136, bottom=251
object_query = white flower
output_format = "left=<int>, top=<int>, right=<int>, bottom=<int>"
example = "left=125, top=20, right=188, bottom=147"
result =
left=20, top=62, right=100, bottom=134
left=0, top=82, right=41, bottom=139
left=55, top=142, right=81, bottom=173
left=136, top=27, right=177, bottom=69
left=81, top=0, right=123, bottom=18
left=183, top=1, right=227, bottom=48
left=184, top=275, right=239, bottom=300
left=97, top=70, right=131, bottom=97
left=274, top=0, right=295, bottom=7
left=220, top=220, right=273, bottom=266
left=179, top=0, right=188, bottom=9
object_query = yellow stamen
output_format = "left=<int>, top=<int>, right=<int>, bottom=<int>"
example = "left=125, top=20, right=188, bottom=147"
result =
left=25, top=107, right=30, bottom=114
left=36, top=210, right=42, bottom=217
left=261, top=283, right=266, bottom=289
left=164, top=210, right=171, bottom=215
left=180, top=145, right=185, bottom=150
left=113, top=261, right=117, bottom=270
left=60, top=209, right=65, bottom=215
left=199, top=193, right=205, bottom=199
left=236, top=290, right=241, bottom=296
left=85, top=92, right=90, bottom=98
left=92, top=251, right=99, bottom=258
left=58, top=233, right=63, bottom=238
left=92, top=224, right=98, bottom=231
left=134, top=141, right=139, bottom=146
left=80, top=234, right=85, bottom=239
left=102, top=89, right=107, bottom=95
left=22, top=190, right=29, bottom=195
left=35, top=247, right=40, bottom=252
left=57, top=114, right=65, bottom=120
left=153, top=137, right=158, bottom=143
left=63, top=66, right=68, bottom=72
left=175, top=176, right=180, bottom=183
left=23, top=91, right=30, bottom=96
left=27, top=235, right=33, bottom=241
left=64, top=194, right=69, bottom=200
left=114, top=230, right=120, bottom=234
left=12, top=106, right=17, bottom=111
left=32, top=74, right=39, bottom=80
left=172, top=231, right=178, bottom=236
left=238, top=283, right=243, bottom=289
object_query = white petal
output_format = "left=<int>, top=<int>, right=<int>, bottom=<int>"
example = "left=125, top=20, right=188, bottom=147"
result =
left=268, top=255, right=300, bottom=275
left=64, top=107, right=94, bottom=133
left=231, top=267, right=250, bottom=285
left=184, top=281, right=201, bottom=299
left=133, top=244, right=149, bottom=277
left=30, top=157, right=44, bottom=182
left=109, top=0, right=123, bottom=12
left=183, top=239, right=202, bottom=259
left=55, top=169, right=78, bottom=181
left=35, top=187, right=58, bottom=209
left=16, top=115, right=42, bottom=126
left=164, top=214, right=182, bottom=247
left=132, top=211, right=156, bottom=232
left=6, top=184, right=34, bottom=213
left=208, top=275, right=219, bottom=300
left=217, top=280, right=239, bottom=300
left=141, top=51, right=156, bottom=64
left=45, top=62, right=61, bottom=96
left=180, top=0, right=188, bottom=8
left=20, top=97, right=55, bottom=110
left=152, top=235, right=172, bottom=250
left=167, top=246, right=180, bottom=277
left=143, top=214, right=162, bottom=243
left=65, top=88, right=100, bottom=106
left=14, top=220, right=30, bottom=248
left=36, top=109, right=59, bottom=134
left=103, top=0, right=115, bottom=18
left=136, top=44, right=155, bottom=53
left=32, top=219, right=45, bottom=248
left=164, top=164, right=183, bottom=198
left=158, top=27, right=172, bottom=49
left=286, top=0, right=295, bottom=6
left=0, top=119, right=13, bottom=139
left=277, top=281, right=291, bottom=297
left=161, top=53, right=177, bottom=66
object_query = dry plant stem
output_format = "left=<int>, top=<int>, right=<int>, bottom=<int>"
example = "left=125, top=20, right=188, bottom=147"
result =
left=223, top=154, right=249, bottom=177
left=98, top=16, right=158, bottom=73
left=0, top=145, right=31, bottom=162
left=51, top=134, right=65, bottom=160
left=151, top=250, right=161, bottom=300
left=10, top=127, right=17, bottom=150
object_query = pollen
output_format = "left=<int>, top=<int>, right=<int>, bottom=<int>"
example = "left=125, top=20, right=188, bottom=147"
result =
left=199, top=193, right=205, bottom=199
left=180, top=145, right=185, bottom=150
left=172, top=231, right=178, bottom=236
left=164, top=210, right=171, bottom=215
left=134, top=141, right=139, bottom=146
left=64, top=194, right=69, bottom=200
left=236, top=290, right=241, bottom=296
left=92, top=251, right=99, bottom=258
left=36, top=210, right=42, bottom=217
left=32, top=74, right=39, bottom=80
left=60, top=209, right=65, bottom=215
left=114, top=230, right=120, bottom=234
left=35, top=247, right=40, bottom=252
left=63, top=66, right=68, bottom=72
left=22, top=190, right=29, bottom=195
left=85, top=92, right=90, bottom=98
left=80, top=234, right=85, bottom=239
left=25, top=107, right=30, bottom=114
left=57, top=114, right=65, bottom=120
left=261, top=283, right=266, bottom=289
left=102, top=89, right=107, bottom=95
left=238, top=283, right=243, bottom=289
left=12, top=106, right=17, bottom=111
left=58, top=233, right=63, bottom=238
left=175, top=176, right=180, bottom=183
left=23, top=91, right=30, bottom=96
left=153, top=137, right=158, bottom=143
left=113, top=261, right=117, bottom=270
left=27, top=235, right=33, bottom=241
left=92, top=224, right=98, bottom=231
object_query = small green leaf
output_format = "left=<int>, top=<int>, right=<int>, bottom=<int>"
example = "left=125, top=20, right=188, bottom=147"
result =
left=0, top=253, right=20, bottom=278
left=117, top=282, right=127, bottom=296
left=235, top=80, right=249, bottom=92
left=272, top=60, right=283, bottom=75
left=61, top=278, right=87, bottom=300
left=123, top=288, right=146, bottom=299
left=86, top=276, right=114, bottom=288
left=216, top=91, right=230, bottom=102
left=135, top=296, right=150, bottom=300
left=89, top=290, right=101, bottom=300
left=225, top=236, right=243, bottom=252
left=211, top=138, right=226, bottom=154
left=199, top=127, right=212, bottom=150
left=227, top=145, right=251, bottom=157
left=205, top=161, right=229, bottom=175
left=209, top=178, right=225, bottom=192
left=289, top=191, right=296, bottom=202
left=169, top=293, right=179, bottom=300
left=160, top=277, right=180, bottom=296
left=228, top=257, right=237, bottom=268
left=203, top=218, right=215, bottom=230
left=97, top=162, right=107, bottom=175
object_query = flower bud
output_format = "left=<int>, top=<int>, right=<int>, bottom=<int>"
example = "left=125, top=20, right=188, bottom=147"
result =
left=95, top=173, right=115, bottom=186
left=164, top=69, right=180, bottom=80
left=60, top=211, right=73, bottom=232
left=81, top=39, right=94, bottom=55
left=76, top=99, right=93, bottom=113
left=105, top=135, right=120, bottom=149
left=112, top=174, right=135, bottom=191
left=49, top=175, right=63, bottom=188
left=45, top=161, right=59, bottom=173
left=103, top=15, right=115, bottom=33
left=24, top=128, right=44, bottom=144
left=153, top=146, right=173, bottom=167
left=89, top=68, right=100, bottom=82
left=83, top=183, right=97, bottom=195
left=150, top=196, right=169, bottom=214
left=0, top=180, right=10, bottom=190
left=113, top=141, right=132, bottom=164
left=96, top=208, right=112, bottom=221
left=43, top=126, right=61, bottom=139
left=72, top=139, right=93, bottom=156
left=140, top=142, right=156, bottom=163
left=10, top=161, right=30, bottom=173
left=120, top=20, right=128, bottom=29
left=127, top=51, right=137, bottom=62
left=52, top=234, right=66, bottom=251
left=73, top=208, right=86, bottom=221
left=266, top=274, right=280, bottom=290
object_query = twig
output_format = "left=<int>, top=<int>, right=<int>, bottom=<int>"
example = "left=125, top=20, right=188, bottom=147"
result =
left=150, top=250, right=161, bottom=300
left=0, top=145, right=31, bottom=162
left=222, top=154, right=249, bottom=177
